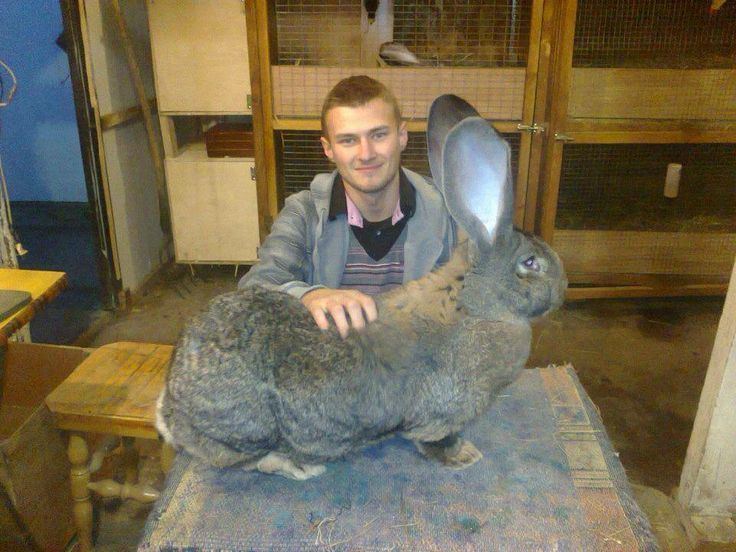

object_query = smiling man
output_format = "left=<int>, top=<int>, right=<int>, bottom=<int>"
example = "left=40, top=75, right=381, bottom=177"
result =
left=239, top=76, right=455, bottom=337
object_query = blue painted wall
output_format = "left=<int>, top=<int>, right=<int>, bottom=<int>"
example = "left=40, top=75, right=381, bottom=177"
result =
left=0, top=0, right=88, bottom=202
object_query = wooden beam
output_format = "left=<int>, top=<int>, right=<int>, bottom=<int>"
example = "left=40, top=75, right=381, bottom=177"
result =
left=100, top=98, right=157, bottom=130
left=677, top=258, right=736, bottom=543
left=271, top=118, right=521, bottom=134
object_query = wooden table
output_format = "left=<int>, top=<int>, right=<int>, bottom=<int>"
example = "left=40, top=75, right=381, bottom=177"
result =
left=46, top=341, right=174, bottom=552
left=0, top=268, right=67, bottom=344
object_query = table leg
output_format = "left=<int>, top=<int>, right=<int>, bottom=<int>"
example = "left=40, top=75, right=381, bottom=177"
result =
left=122, top=436, right=139, bottom=485
left=68, top=433, right=93, bottom=552
left=160, top=443, right=176, bottom=475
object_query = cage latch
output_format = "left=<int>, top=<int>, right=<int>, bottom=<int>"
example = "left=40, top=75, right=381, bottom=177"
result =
left=554, top=133, right=574, bottom=142
left=517, top=123, right=546, bottom=134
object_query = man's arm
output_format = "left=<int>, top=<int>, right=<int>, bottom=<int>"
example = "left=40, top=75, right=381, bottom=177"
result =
left=238, top=191, right=376, bottom=337
left=238, top=190, right=321, bottom=299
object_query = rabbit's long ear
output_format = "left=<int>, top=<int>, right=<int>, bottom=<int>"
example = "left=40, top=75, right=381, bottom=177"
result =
left=427, top=94, right=481, bottom=197
left=442, top=117, right=514, bottom=248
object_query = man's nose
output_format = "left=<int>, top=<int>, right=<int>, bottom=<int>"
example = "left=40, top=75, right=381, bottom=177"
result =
left=357, top=137, right=376, bottom=160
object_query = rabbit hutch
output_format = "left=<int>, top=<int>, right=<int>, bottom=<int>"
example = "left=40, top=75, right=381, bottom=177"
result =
left=248, top=0, right=735, bottom=299
left=535, top=0, right=736, bottom=298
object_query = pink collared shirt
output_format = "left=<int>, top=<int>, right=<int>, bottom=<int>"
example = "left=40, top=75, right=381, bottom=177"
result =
left=345, top=192, right=405, bottom=228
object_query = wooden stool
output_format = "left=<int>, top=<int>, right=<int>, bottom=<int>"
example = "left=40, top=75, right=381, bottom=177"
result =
left=46, top=342, right=174, bottom=552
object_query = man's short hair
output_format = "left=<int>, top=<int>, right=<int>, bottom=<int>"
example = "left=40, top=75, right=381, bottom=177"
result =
left=320, top=75, right=402, bottom=138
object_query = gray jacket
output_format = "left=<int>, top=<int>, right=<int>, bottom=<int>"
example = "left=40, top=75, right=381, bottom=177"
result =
left=239, top=168, right=455, bottom=298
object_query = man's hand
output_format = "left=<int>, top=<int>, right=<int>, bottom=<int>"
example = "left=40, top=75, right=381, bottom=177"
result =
left=301, top=288, right=378, bottom=339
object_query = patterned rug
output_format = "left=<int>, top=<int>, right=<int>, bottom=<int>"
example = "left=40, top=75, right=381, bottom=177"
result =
left=140, top=365, right=658, bottom=551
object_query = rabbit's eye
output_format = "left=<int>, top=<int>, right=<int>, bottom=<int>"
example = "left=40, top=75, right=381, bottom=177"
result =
left=522, top=256, right=540, bottom=272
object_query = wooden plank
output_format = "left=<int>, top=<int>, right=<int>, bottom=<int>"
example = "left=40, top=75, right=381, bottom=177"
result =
left=564, top=118, right=736, bottom=141
left=165, top=152, right=259, bottom=263
left=554, top=230, right=736, bottom=277
left=271, top=118, right=521, bottom=134
left=244, top=0, right=270, bottom=241
left=538, top=0, right=576, bottom=240
left=569, top=68, right=736, bottom=120
left=271, top=66, right=526, bottom=120
left=254, top=0, right=279, bottom=226
left=678, top=259, right=736, bottom=543
left=147, top=0, right=251, bottom=113
left=565, top=283, right=727, bottom=301
left=100, top=97, right=157, bottom=130
left=46, top=342, right=173, bottom=438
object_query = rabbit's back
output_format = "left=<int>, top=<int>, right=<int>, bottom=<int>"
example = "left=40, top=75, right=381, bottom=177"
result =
left=160, top=287, right=407, bottom=465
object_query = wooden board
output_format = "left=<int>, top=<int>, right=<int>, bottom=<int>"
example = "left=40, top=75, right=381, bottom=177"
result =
left=46, top=342, right=172, bottom=439
left=678, top=259, right=736, bottom=542
left=569, top=68, right=736, bottom=120
left=165, top=148, right=259, bottom=263
left=0, top=269, right=66, bottom=341
left=147, top=0, right=251, bottom=113
left=554, top=230, right=736, bottom=277
left=82, top=0, right=166, bottom=292
left=271, top=66, right=525, bottom=120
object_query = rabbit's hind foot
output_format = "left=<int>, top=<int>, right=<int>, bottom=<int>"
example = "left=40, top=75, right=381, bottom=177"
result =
left=249, top=452, right=326, bottom=480
left=415, top=434, right=483, bottom=470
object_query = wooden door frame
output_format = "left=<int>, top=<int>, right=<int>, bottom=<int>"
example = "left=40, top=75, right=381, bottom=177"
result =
left=59, top=0, right=122, bottom=310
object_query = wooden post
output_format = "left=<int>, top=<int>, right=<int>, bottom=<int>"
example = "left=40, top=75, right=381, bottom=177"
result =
left=677, top=257, right=736, bottom=543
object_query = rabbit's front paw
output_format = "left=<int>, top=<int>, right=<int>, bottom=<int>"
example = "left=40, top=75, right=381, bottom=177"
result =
left=254, top=452, right=326, bottom=480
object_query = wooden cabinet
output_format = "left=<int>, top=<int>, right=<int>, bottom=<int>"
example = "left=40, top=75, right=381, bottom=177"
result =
left=148, top=0, right=251, bottom=114
left=165, top=149, right=258, bottom=262
left=148, top=0, right=260, bottom=264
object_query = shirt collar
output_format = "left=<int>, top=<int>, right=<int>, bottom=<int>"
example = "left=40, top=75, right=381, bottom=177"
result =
left=328, top=169, right=416, bottom=227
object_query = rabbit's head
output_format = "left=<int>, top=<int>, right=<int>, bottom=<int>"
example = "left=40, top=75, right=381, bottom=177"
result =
left=428, top=94, right=567, bottom=320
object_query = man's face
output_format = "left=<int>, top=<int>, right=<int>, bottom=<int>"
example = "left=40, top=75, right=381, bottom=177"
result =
left=321, top=98, right=408, bottom=197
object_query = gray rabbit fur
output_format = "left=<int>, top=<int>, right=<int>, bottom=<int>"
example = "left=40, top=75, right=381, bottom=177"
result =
left=156, top=95, right=567, bottom=480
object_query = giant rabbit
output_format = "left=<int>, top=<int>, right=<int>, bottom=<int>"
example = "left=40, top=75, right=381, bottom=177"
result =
left=156, top=94, right=567, bottom=480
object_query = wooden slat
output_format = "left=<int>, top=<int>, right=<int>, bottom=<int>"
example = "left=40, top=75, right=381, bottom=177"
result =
left=100, top=98, right=157, bottom=130
left=46, top=342, right=173, bottom=438
left=569, top=69, right=736, bottom=120
left=271, top=66, right=526, bottom=120
left=565, top=283, right=727, bottom=301
left=555, top=230, right=736, bottom=277
left=272, top=117, right=521, bottom=134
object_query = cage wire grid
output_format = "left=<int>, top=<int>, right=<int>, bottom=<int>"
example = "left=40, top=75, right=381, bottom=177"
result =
left=275, top=0, right=532, bottom=67
left=573, top=0, right=736, bottom=69
left=278, top=130, right=520, bottom=201
left=555, top=143, right=736, bottom=234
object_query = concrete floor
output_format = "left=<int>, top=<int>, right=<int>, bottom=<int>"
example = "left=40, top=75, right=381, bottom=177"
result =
left=81, top=265, right=734, bottom=551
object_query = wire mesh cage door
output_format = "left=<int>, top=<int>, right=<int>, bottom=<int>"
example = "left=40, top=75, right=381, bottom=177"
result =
left=568, top=0, right=736, bottom=120
left=269, top=0, right=543, bottom=227
left=552, top=143, right=736, bottom=285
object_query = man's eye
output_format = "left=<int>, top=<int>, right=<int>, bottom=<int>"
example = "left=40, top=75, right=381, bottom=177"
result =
left=373, top=132, right=387, bottom=140
left=339, top=138, right=356, bottom=145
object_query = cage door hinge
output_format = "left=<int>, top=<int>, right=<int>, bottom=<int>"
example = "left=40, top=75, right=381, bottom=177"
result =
left=247, top=94, right=252, bottom=110
left=517, top=122, right=546, bottom=134
left=250, top=166, right=256, bottom=180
